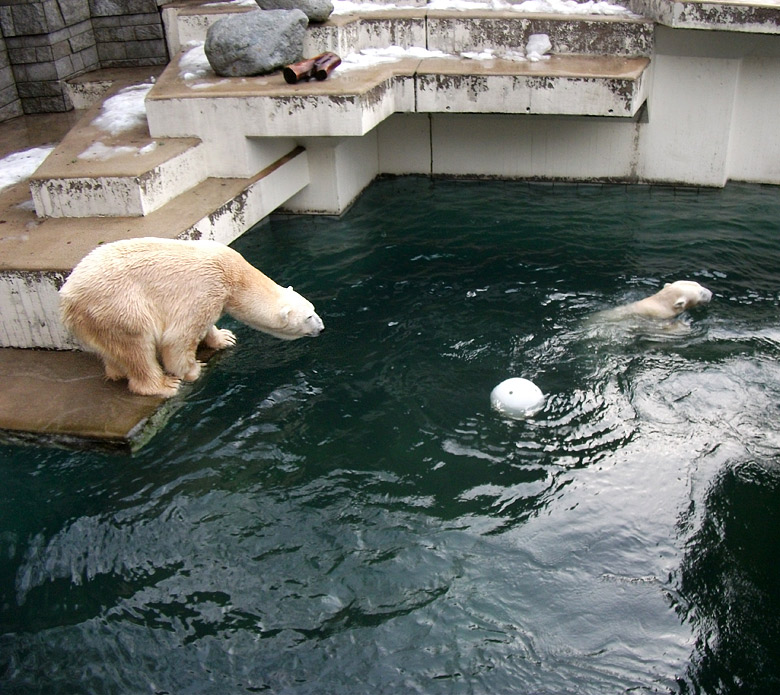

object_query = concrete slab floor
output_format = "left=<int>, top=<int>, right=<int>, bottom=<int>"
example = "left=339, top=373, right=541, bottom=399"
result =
left=0, top=347, right=219, bottom=454
left=0, top=348, right=167, bottom=453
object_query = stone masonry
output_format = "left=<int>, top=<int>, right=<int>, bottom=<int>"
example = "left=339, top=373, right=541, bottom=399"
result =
left=0, top=0, right=168, bottom=117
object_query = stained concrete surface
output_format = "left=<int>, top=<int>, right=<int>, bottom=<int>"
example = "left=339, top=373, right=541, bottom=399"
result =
left=0, top=345, right=220, bottom=454
left=0, top=348, right=168, bottom=453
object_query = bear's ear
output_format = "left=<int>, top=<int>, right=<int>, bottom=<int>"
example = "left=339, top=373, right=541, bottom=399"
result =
left=279, top=305, right=292, bottom=325
left=287, top=285, right=294, bottom=291
left=673, top=297, right=687, bottom=310
left=663, top=283, right=671, bottom=288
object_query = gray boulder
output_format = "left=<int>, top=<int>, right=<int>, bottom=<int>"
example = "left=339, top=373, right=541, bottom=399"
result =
left=255, top=0, right=334, bottom=23
left=204, top=9, right=308, bottom=77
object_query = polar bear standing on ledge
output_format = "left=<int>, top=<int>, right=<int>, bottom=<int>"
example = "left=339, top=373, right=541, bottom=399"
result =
left=60, top=237, right=324, bottom=398
left=602, top=280, right=713, bottom=320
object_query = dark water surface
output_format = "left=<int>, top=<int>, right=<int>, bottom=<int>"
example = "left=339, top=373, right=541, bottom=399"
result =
left=2, top=178, right=779, bottom=694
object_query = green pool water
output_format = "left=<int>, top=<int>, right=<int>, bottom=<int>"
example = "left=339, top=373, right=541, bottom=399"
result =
left=2, top=178, right=779, bottom=694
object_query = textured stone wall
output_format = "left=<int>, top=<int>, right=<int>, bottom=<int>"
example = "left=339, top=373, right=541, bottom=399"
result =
left=0, top=32, right=22, bottom=119
left=90, top=0, right=167, bottom=68
left=0, top=0, right=168, bottom=117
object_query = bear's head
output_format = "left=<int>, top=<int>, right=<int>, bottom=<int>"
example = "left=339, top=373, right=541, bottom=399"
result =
left=663, top=280, right=713, bottom=315
left=267, top=286, right=324, bottom=340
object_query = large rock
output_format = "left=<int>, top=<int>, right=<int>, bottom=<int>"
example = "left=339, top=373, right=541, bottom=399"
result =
left=204, top=9, right=308, bottom=77
left=255, top=0, right=334, bottom=23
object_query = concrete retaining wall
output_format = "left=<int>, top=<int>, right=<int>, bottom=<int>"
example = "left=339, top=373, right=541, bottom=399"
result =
left=370, top=27, right=780, bottom=189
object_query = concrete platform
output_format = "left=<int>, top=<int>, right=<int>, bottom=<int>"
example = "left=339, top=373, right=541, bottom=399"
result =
left=0, top=347, right=217, bottom=453
left=147, top=53, right=650, bottom=141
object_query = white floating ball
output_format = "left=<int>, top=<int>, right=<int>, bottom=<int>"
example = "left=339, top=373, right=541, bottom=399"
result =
left=490, top=377, right=545, bottom=419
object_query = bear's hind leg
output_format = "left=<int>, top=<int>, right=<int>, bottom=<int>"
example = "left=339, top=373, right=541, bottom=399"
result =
left=160, top=338, right=202, bottom=383
left=103, top=357, right=126, bottom=381
left=121, top=338, right=181, bottom=398
left=203, top=325, right=237, bottom=350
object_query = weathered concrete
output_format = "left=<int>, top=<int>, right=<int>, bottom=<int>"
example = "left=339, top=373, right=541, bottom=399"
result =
left=0, top=346, right=218, bottom=453
left=29, top=82, right=207, bottom=218
left=629, top=0, right=780, bottom=33
left=415, top=55, right=649, bottom=117
left=426, top=11, right=654, bottom=56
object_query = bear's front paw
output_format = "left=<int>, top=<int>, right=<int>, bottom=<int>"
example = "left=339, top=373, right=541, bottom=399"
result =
left=205, top=327, right=237, bottom=350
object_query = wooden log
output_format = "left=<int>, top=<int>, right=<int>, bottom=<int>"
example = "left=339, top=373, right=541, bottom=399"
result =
left=283, top=53, right=328, bottom=84
left=313, top=53, right=342, bottom=81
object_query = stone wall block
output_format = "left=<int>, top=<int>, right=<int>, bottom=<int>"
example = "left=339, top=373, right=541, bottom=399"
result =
left=68, top=26, right=95, bottom=53
left=54, top=53, right=74, bottom=77
left=43, top=0, right=66, bottom=32
left=134, top=23, right=162, bottom=41
left=10, top=3, right=48, bottom=36
left=0, top=7, right=14, bottom=37
left=0, top=98, right=23, bottom=120
left=0, top=81, right=20, bottom=106
left=89, top=0, right=157, bottom=16
left=58, top=0, right=90, bottom=24
left=23, top=93, right=69, bottom=112
left=51, top=39, right=71, bottom=60
left=94, top=25, right=135, bottom=42
left=17, top=79, right=62, bottom=97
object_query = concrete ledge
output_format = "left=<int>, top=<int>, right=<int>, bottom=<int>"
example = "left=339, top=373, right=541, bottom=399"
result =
left=147, top=51, right=650, bottom=145
left=425, top=11, right=654, bottom=56
left=629, top=0, right=780, bottom=32
left=66, top=65, right=166, bottom=109
left=0, top=346, right=219, bottom=453
left=417, top=55, right=650, bottom=117
left=29, top=82, right=207, bottom=218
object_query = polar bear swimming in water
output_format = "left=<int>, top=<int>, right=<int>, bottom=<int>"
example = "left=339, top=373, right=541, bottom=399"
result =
left=599, top=280, right=713, bottom=321
left=60, top=237, right=324, bottom=398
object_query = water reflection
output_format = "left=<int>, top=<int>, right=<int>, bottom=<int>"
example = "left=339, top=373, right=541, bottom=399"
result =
left=675, top=461, right=780, bottom=694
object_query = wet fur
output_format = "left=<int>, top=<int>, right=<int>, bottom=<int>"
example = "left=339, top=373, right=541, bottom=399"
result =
left=60, top=237, right=323, bottom=398
left=600, top=280, right=712, bottom=321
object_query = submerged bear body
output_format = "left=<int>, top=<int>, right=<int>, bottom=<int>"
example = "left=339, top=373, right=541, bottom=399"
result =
left=60, top=237, right=323, bottom=398
left=602, top=280, right=713, bottom=321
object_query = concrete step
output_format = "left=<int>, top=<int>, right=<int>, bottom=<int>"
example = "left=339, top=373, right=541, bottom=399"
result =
left=147, top=50, right=650, bottom=144
left=0, top=146, right=310, bottom=349
left=65, top=65, right=165, bottom=110
left=29, top=82, right=207, bottom=218
left=164, top=3, right=653, bottom=57
left=0, top=346, right=221, bottom=453
left=628, top=0, right=780, bottom=33
left=416, top=54, right=650, bottom=117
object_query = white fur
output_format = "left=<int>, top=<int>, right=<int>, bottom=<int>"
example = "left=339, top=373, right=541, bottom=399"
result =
left=602, top=280, right=712, bottom=320
left=60, top=237, right=324, bottom=398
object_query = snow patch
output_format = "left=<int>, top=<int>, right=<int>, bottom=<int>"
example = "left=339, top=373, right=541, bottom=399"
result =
left=336, top=45, right=449, bottom=73
left=0, top=146, right=54, bottom=192
left=91, top=83, right=153, bottom=135
left=333, top=0, right=632, bottom=15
